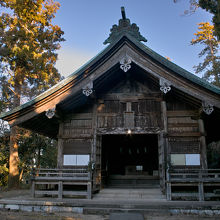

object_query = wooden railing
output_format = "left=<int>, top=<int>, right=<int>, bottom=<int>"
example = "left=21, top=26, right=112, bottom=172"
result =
left=31, top=168, right=92, bottom=199
left=166, top=169, right=220, bottom=201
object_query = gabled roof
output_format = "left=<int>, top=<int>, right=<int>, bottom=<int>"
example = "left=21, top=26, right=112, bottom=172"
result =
left=1, top=8, right=220, bottom=137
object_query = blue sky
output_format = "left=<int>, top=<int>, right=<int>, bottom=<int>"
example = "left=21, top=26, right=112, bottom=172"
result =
left=54, top=0, right=212, bottom=78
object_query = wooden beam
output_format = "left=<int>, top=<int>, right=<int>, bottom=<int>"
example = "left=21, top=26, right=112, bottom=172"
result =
left=168, top=132, right=201, bottom=137
left=167, top=111, right=198, bottom=117
left=198, top=119, right=208, bottom=169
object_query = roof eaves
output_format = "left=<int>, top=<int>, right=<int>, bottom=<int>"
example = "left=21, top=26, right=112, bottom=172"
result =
left=0, top=41, right=118, bottom=120
left=129, top=37, right=220, bottom=95
left=1, top=33, right=219, bottom=121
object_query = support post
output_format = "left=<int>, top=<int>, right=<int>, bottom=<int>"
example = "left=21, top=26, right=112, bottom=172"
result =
left=57, top=123, right=64, bottom=168
left=166, top=169, right=172, bottom=200
left=198, top=170, right=204, bottom=201
left=87, top=181, right=92, bottom=199
left=57, top=139, right=64, bottom=168
left=198, top=119, right=207, bottom=169
left=58, top=181, right=63, bottom=199
left=161, top=101, right=168, bottom=194
left=31, top=180, right=35, bottom=198
left=198, top=182, right=204, bottom=201
left=91, top=102, right=98, bottom=192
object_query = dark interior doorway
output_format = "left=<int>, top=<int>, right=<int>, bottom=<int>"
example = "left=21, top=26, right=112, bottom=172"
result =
left=101, top=134, right=159, bottom=186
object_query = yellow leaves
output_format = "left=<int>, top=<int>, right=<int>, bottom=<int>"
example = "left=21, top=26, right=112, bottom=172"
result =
left=191, top=22, right=217, bottom=45
left=11, top=45, right=20, bottom=53
left=32, top=51, right=42, bottom=59
left=23, top=44, right=29, bottom=50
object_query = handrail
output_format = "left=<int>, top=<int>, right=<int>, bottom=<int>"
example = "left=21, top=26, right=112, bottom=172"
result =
left=167, top=169, right=220, bottom=181
left=166, top=169, right=220, bottom=201
left=31, top=167, right=92, bottom=199
left=168, top=169, right=220, bottom=172
left=32, top=167, right=89, bottom=177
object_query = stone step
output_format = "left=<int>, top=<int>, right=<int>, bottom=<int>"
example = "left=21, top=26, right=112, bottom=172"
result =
left=109, top=175, right=159, bottom=180
left=97, top=188, right=161, bottom=194
left=108, top=175, right=159, bottom=187
left=93, top=188, right=166, bottom=201
left=107, top=184, right=160, bottom=189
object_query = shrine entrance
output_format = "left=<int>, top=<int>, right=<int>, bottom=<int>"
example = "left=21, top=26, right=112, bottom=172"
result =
left=101, top=134, right=159, bottom=188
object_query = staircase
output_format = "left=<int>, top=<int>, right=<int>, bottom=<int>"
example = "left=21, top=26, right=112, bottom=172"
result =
left=93, top=174, right=165, bottom=202
left=93, top=188, right=165, bottom=201
left=107, top=175, right=159, bottom=188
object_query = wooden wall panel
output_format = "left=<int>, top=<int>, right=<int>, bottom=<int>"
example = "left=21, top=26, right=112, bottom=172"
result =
left=97, top=115, right=123, bottom=128
left=97, top=98, right=162, bottom=130
left=62, top=114, right=93, bottom=137
left=63, top=139, right=91, bottom=154
left=97, top=101, right=126, bottom=113
left=169, top=139, right=200, bottom=154
left=166, top=110, right=203, bottom=168
left=167, top=112, right=199, bottom=137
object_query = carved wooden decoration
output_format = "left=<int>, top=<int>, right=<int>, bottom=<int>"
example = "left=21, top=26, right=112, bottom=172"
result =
left=160, top=78, right=171, bottom=94
left=82, top=82, right=93, bottom=96
left=45, top=107, right=56, bottom=119
left=120, top=56, right=132, bottom=72
left=202, top=102, right=214, bottom=115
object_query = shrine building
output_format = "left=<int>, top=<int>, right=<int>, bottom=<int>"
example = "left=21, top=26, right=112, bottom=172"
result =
left=1, top=8, right=220, bottom=200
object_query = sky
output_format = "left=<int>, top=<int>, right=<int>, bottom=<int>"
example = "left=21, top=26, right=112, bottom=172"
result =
left=54, top=0, right=213, bottom=78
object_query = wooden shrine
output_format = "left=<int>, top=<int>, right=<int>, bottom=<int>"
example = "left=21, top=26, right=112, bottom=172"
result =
left=1, top=8, right=220, bottom=200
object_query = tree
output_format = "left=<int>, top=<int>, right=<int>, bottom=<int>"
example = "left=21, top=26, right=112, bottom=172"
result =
left=0, top=0, right=64, bottom=188
left=199, top=0, right=220, bottom=39
left=18, top=131, right=57, bottom=184
left=191, top=22, right=220, bottom=86
left=173, top=0, right=220, bottom=39
left=0, top=125, right=10, bottom=187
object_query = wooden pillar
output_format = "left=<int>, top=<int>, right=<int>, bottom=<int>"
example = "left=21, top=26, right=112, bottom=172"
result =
left=57, top=139, right=63, bottom=168
left=166, top=170, right=172, bottom=200
left=91, top=102, right=97, bottom=163
left=31, top=180, right=35, bottom=197
left=58, top=181, right=63, bottom=199
left=57, top=122, right=64, bottom=168
left=91, top=102, right=98, bottom=191
left=87, top=181, right=92, bottom=199
left=160, top=101, right=168, bottom=194
left=198, top=119, right=207, bottom=169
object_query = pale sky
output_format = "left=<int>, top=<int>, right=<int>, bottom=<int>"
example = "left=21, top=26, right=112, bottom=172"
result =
left=54, top=0, right=212, bottom=78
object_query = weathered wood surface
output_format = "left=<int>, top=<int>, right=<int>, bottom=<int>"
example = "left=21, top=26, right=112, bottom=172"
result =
left=198, top=119, right=208, bottom=169
left=166, top=110, right=202, bottom=162
left=5, top=42, right=220, bottom=129
left=96, top=98, right=162, bottom=133
left=166, top=169, right=220, bottom=201
left=63, top=139, right=91, bottom=154
left=159, top=101, right=167, bottom=194
left=31, top=168, right=92, bottom=199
